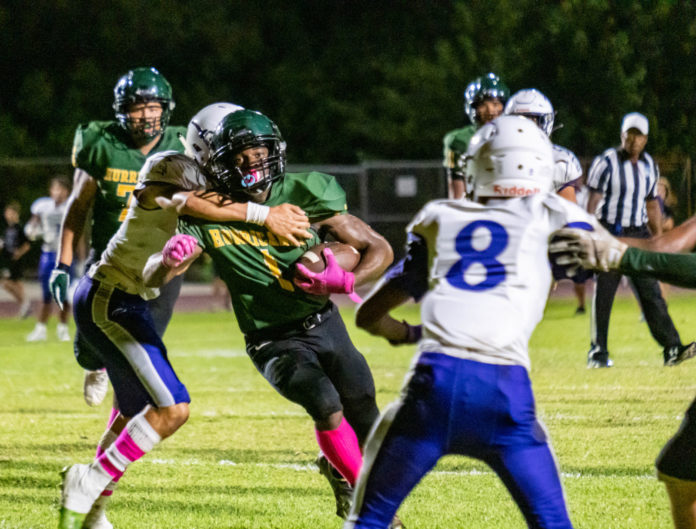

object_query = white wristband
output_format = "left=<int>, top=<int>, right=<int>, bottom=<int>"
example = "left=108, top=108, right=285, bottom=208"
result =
left=246, top=202, right=270, bottom=225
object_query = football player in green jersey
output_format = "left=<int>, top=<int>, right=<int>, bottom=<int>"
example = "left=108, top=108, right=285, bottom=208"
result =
left=56, top=103, right=312, bottom=529
left=442, top=72, right=509, bottom=199
left=144, top=110, right=402, bottom=526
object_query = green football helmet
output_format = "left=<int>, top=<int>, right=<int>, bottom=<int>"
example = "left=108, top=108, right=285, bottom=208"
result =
left=112, top=67, right=175, bottom=142
left=208, top=110, right=287, bottom=198
left=463, top=72, right=509, bottom=125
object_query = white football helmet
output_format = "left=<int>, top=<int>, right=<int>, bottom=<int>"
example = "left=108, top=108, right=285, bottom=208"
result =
left=185, top=102, right=244, bottom=166
left=504, top=89, right=555, bottom=136
left=465, top=115, right=555, bottom=200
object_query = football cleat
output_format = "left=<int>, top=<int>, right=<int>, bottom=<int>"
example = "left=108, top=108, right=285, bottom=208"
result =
left=26, top=324, right=47, bottom=342
left=316, top=454, right=353, bottom=519
left=664, top=342, right=696, bottom=367
left=587, top=345, right=613, bottom=368
left=83, top=370, right=109, bottom=407
left=57, top=324, right=71, bottom=342
left=59, top=464, right=98, bottom=528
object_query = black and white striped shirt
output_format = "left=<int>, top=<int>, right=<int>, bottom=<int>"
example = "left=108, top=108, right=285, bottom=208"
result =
left=587, top=147, right=659, bottom=228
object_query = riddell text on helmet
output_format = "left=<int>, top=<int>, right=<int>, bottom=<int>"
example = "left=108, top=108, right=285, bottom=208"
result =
left=493, top=185, right=541, bottom=196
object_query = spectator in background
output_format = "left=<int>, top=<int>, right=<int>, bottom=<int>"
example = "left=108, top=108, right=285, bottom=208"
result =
left=25, top=176, right=72, bottom=342
left=442, top=72, right=509, bottom=199
left=0, top=201, right=31, bottom=318
left=585, top=112, right=694, bottom=368
left=657, top=177, right=676, bottom=232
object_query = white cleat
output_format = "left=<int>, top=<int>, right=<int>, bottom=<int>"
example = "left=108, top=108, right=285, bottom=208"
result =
left=83, top=369, right=109, bottom=407
left=60, top=464, right=98, bottom=515
left=26, top=324, right=47, bottom=342
left=57, top=323, right=72, bottom=342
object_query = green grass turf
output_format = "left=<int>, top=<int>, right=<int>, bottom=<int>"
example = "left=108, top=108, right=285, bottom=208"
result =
left=1, top=289, right=695, bottom=528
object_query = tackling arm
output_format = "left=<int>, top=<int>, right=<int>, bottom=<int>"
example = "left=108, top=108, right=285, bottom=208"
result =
left=142, top=242, right=203, bottom=289
left=144, top=186, right=311, bottom=246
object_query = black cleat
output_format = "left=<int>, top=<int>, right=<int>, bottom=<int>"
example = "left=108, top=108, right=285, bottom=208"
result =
left=587, top=345, right=613, bottom=368
left=316, top=454, right=353, bottom=519
left=664, top=342, right=696, bottom=366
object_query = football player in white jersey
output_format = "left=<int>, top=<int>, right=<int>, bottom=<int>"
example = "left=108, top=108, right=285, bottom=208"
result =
left=505, top=88, right=588, bottom=314
left=345, top=116, right=601, bottom=529
left=57, top=103, right=311, bottom=529
left=25, top=176, right=72, bottom=341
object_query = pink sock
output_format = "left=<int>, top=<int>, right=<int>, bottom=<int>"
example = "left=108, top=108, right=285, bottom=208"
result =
left=315, top=418, right=363, bottom=486
left=96, top=412, right=161, bottom=482
left=107, top=407, right=120, bottom=428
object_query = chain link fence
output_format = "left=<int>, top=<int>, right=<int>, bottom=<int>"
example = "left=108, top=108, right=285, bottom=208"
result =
left=1, top=155, right=694, bottom=266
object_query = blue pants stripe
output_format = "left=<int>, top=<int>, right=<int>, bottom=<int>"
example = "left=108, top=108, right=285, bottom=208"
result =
left=73, top=276, right=190, bottom=417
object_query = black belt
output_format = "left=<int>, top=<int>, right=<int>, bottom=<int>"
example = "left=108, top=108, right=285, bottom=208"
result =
left=245, top=302, right=334, bottom=343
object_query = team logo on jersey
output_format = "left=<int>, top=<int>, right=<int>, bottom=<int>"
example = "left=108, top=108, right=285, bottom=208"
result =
left=492, top=184, right=540, bottom=196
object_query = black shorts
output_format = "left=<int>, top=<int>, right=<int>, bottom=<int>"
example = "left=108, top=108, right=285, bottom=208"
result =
left=656, top=396, right=696, bottom=480
left=245, top=302, right=379, bottom=443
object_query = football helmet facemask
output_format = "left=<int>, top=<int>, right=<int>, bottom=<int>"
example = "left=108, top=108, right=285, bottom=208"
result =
left=185, top=102, right=244, bottom=167
left=463, top=73, right=510, bottom=125
left=504, top=88, right=555, bottom=136
left=208, top=110, right=286, bottom=198
left=113, top=67, right=175, bottom=142
left=465, top=115, right=554, bottom=201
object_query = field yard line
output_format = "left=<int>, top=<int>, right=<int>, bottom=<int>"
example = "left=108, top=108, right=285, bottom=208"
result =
left=30, top=456, right=648, bottom=480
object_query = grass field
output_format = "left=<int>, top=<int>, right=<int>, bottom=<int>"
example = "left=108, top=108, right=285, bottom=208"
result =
left=2, top=288, right=696, bottom=528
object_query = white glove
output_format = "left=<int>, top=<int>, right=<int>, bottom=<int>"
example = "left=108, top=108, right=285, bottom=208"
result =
left=549, top=225, right=628, bottom=273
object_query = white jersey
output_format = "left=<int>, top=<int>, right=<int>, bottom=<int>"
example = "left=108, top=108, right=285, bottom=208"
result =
left=91, top=151, right=206, bottom=300
left=552, top=144, right=582, bottom=193
left=29, top=197, right=67, bottom=253
left=409, top=193, right=598, bottom=370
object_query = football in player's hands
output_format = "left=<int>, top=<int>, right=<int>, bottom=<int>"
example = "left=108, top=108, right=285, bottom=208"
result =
left=296, top=242, right=360, bottom=274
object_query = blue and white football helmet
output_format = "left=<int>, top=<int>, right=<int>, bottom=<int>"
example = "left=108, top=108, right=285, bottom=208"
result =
left=465, top=115, right=555, bottom=200
left=504, top=89, right=555, bottom=136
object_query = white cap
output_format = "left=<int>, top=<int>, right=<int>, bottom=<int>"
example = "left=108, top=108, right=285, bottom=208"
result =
left=621, top=112, right=649, bottom=135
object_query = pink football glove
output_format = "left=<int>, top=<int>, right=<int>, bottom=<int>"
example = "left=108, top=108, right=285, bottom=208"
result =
left=294, top=248, right=358, bottom=299
left=162, top=234, right=198, bottom=268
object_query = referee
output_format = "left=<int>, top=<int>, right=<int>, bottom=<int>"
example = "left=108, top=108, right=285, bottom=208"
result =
left=585, top=112, right=695, bottom=368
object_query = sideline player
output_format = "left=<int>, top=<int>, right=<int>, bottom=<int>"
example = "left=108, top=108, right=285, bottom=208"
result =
left=145, top=109, right=400, bottom=525
left=548, top=218, right=696, bottom=529
left=25, top=176, right=73, bottom=341
left=57, top=103, right=311, bottom=529
left=442, top=72, right=509, bottom=198
left=51, top=67, right=187, bottom=406
left=346, top=116, right=603, bottom=529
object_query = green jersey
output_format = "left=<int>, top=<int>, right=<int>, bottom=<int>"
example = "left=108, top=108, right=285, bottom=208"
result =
left=442, top=124, right=476, bottom=181
left=180, top=171, right=348, bottom=334
left=71, top=121, right=186, bottom=256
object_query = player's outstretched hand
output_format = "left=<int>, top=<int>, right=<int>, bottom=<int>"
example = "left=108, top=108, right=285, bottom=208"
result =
left=549, top=226, right=628, bottom=274
left=49, top=264, right=71, bottom=310
left=294, top=248, right=356, bottom=296
left=162, top=234, right=199, bottom=268
left=265, top=204, right=311, bottom=246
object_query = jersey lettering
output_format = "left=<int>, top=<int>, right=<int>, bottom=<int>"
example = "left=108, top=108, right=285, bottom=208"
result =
left=105, top=167, right=138, bottom=183
left=116, top=184, right=136, bottom=222
left=446, top=220, right=508, bottom=291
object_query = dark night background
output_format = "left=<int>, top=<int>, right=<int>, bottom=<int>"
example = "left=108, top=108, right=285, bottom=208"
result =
left=3, top=1, right=696, bottom=227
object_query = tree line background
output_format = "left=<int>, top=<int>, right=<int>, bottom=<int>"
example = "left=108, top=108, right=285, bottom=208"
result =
left=3, top=0, right=696, bottom=223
